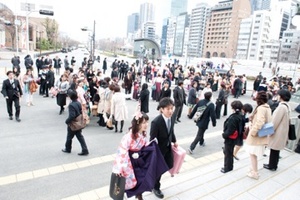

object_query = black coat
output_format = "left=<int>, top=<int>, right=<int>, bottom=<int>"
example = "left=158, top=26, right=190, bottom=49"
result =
left=189, top=99, right=216, bottom=130
left=188, top=87, right=197, bottom=104
left=173, top=86, right=186, bottom=107
left=1, top=79, right=23, bottom=99
left=160, top=88, right=171, bottom=100
left=102, top=60, right=107, bottom=70
left=222, top=112, right=244, bottom=144
left=150, top=114, right=177, bottom=169
left=140, top=89, right=149, bottom=113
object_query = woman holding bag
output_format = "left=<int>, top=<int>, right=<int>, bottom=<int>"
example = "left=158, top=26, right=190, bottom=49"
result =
left=264, top=89, right=291, bottom=171
left=244, top=91, right=272, bottom=179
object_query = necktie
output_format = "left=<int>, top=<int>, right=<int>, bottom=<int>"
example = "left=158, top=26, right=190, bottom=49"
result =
left=11, top=80, right=15, bottom=88
left=167, top=118, right=171, bottom=133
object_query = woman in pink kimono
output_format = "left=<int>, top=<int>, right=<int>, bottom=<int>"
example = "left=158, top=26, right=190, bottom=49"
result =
left=112, top=112, right=149, bottom=200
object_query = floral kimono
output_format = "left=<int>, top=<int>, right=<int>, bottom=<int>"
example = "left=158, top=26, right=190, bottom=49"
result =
left=112, top=131, right=148, bottom=190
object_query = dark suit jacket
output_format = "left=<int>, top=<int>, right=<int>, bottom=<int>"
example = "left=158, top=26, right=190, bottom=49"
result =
left=1, top=79, right=23, bottom=99
left=139, top=89, right=149, bottom=113
left=190, top=99, right=216, bottom=130
left=65, top=100, right=82, bottom=125
left=150, top=114, right=177, bottom=168
left=173, top=86, right=186, bottom=106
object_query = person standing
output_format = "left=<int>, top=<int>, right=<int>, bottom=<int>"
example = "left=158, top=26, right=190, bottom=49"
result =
left=35, top=56, right=43, bottom=77
left=102, top=58, right=107, bottom=74
left=56, top=74, right=69, bottom=115
left=1, top=71, right=23, bottom=122
left=11, top=55, right=20, bottom=73
left=124, top=71, right=133, bottom=100
left=172, top=81, right=186, bottom=123
left=111, top=85, right=128, bottom=133
left=188, top=92, right=216, bottom=153
left=221, top=100, right=244, bottom=173
left=159, top=81, right=171, bottom=101
left=215, top=84, right=226, bottom=119
left=150, top=97, right=178, bottom=199
left=264, top=89, right=291, bottom=171
left=64, top=55, right=69, bottom=69
left=22, top=69, right=35, bottom=106
left=53, top=56, right=62, bottom=75
left=244, top=91, right=271, bottom=180
left=233, top=75, right=243, bottom=98
left=62, top=90, right=89, bottom=156
left=24, top=54, right=33, bottom=70
left=139, top=83, right=149, bottom=113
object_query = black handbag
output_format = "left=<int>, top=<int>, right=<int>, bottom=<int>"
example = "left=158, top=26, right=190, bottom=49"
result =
left=288, top=124, right=297, bottom=140
left=109, top=173, right=126, bottom=200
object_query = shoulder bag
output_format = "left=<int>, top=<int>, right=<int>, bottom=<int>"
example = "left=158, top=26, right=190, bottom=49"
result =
left=69, top=114, right=86, bottom=131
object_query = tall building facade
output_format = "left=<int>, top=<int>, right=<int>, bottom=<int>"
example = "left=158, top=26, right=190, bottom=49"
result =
left=139, top=2, right=155, bottom=28
left=203, top=0, right=251, bottom=58
left=188, top=3, right=211, bottom=58
left=127, top=13, right=139, bottom=37
left=247, top=10, right=272, bottom=60
left=173, top=12, right=189, bottom=56
left=143, top=21, right=156, bottom=40
left=280, top=30, right=300, bottom=63
left=170, top=0, right=188, bottom=17
left=236, top=18, right=253, bottom=59
left=161, top=18, right=168, bottom=55
left=250, top=0, right=271, bottom=12
left=165, top=17, right=177, bottom=55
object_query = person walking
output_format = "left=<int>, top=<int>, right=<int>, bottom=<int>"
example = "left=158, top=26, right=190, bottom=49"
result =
left=111, top=85, right=128, bottom=133
left=139, top=83, right=149, bottom=113
left=22, top=69, right=35, bottom=106
left=188, top=92, right=216, bottom=153
left=62, top=90, right=89, bottom=156
left=53, top=56, right=62, bottom=75
left=24, top=54, right=33, bottom=70
left=1, top=71, right=23, bottom=122
left=264, top=89, right=291, bottom=171
left=172, top=81, right=186, bottom=123
left=150, top=97, right=178, bottom=199
left=244, top=91, right=271, bottom=180
left=64, top=55, right=69, bottom=69
left=11, top=54, right=20, bottom=73
left=221, top=100, right=244, bottom=173
left=124, top=71, right=133, bottom=100
left=187, top=81, right=198, bottom=116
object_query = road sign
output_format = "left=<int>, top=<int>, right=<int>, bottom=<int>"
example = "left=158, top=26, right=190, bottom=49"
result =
left=39, top=10, right=54, bottom=16
left=21, top=3, right=35, bottom=12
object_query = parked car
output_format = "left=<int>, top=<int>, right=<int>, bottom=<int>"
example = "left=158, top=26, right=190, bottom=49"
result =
left=61, top=48, right=67, bottom=53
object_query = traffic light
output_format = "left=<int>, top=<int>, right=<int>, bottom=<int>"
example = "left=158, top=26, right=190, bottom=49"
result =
left=39, top=10, right=54, bottom=16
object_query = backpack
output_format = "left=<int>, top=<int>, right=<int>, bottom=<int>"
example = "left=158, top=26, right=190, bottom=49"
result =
left=193, top=101, right=212, bottom=122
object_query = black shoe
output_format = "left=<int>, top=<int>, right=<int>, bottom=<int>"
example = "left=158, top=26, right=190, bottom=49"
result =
left=295, top=148, right=300, bottom=154
left=16, top=118, right=21, bottom=122
left=61, top=149, right=71, bottom=153
left=220, top=168, right=232, bottom=173
left=115, top=129, right=118, bottom=133
left=174, top=121, right=178, bottom=124
left=9, top=116, right=13, bottom=120
left=177, top=119, right=181, bottom=122
left=78, top=152, right=89, bottom=156
left=120, top=130, right=123, bottom=133
left=153, top=189, right=164, bottom=199
left=59, top=110, right=63, bottom=115
left=263, top=164, right=277, bottom=171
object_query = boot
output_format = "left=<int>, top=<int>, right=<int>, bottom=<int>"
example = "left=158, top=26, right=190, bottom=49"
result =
left=120, top=120, right=124, bottom=133
left=115, top=121, right=118, bottom=133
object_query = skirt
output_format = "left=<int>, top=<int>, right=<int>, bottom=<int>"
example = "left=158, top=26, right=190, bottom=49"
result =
left=244, top=144, right=265, bottom=158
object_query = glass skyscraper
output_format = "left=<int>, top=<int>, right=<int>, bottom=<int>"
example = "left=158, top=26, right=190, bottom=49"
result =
left=170, top=0, right=188, bottom=17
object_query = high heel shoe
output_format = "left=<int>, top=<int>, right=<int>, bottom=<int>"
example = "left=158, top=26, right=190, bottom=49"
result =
left=247, top=170, right=259, bottom=180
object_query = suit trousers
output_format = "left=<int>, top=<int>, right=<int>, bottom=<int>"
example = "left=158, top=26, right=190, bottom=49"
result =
left=6, top=96, right=20, bottom=118
left=223, top=103, right=228, bottom=116
left=215, top=102, right=223, bottom=119
left=224, top=141, right=235, bottom=171
left=268, top=149, right=280, bottom=169
left=190, top=128, right=206, bottom=150
left=173, top=105, right=183, bottom=121
left=65, top=127, right=88, bottom=153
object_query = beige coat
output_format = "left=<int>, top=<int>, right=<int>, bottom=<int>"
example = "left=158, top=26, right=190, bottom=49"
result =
left=104, top=89, right=113, bottom=114
left=246, top=103, right=272, bottom=146
left=97, top=87, right=106, bottom=114
left=268, top=102, right=290, bottom=150
left=111, top=92, right=128, bottom=121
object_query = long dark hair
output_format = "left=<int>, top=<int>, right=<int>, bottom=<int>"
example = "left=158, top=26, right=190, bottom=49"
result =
left=130, top=112, right=149, bottom=140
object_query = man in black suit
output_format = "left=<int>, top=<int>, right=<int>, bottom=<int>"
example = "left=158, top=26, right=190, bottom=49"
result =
left=150, top=97, right=178, bottom=199
left=1, top=71, right=23, bottom=122
left=188, top=92, right=216, bottom=154
left=62, top=90, right=89, bottom=156
left=172, top=81, right=186, bottom=123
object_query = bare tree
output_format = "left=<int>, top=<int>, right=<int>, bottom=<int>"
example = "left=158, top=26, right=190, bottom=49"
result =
left=41, top=17, right=59, bottom=47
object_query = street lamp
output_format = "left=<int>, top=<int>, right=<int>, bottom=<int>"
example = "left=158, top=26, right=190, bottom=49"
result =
left=81, top=20, right=96, bottom=61
left=25, top=6, right=54, bottom=54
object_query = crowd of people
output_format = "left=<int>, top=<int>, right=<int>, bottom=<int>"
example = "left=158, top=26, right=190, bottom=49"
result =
left=3, top=53, right=300, bottom=200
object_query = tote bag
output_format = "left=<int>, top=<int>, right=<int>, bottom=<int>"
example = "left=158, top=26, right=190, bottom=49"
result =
left=69, top=114, right=86, bottom=131
left=109, top=173, right=126, bottom=200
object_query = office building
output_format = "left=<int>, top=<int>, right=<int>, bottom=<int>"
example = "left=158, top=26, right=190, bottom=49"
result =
left=279, top=30, right=300, bottom=63
left=165, top=17, right=177, bottom=55
left=173, top=12, right=189, bottom=56
left=161, top=18, right=168, bottom=55
left=139, top=2, right=155, bottom=28
left=127, top=13, right=139, bottom=37
left=236, top=18, right=253, bottom=59
left=170, top=0, right=188, bottom=17
left=203, top=0, right=251, bottom=58
left=188, top=3, right=211, bottom=58
left=142, top=21, right=156, bottom=40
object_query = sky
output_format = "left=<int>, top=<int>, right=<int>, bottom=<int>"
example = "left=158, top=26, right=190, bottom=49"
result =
left=1, top=0, right=219, bottom=42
